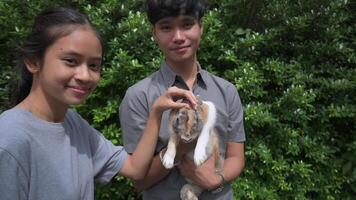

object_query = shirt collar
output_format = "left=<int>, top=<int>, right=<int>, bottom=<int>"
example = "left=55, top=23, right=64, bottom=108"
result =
left=160, top=61, right=207, bottom=90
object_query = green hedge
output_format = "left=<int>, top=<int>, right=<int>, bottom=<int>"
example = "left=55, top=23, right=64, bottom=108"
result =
left=0, top=0, right=355, bottom=199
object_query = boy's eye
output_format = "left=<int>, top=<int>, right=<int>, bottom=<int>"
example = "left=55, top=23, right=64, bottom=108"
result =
left=160, top=25, right=171, bottom=31
left=184, top=23, right=193, bottom=29
left=183, top=21, right=195, bottom=29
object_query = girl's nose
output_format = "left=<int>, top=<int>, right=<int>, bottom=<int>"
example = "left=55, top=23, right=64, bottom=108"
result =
left=75, top=65, right=91, bottom=82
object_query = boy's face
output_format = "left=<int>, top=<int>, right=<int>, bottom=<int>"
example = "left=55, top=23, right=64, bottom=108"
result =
left=152, top=15, right=203, bottom=64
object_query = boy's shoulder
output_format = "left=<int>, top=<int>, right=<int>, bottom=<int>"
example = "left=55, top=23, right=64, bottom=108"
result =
left=126, top=71, right=161, bottom=94
left=201, top=69, right=236, bottom=90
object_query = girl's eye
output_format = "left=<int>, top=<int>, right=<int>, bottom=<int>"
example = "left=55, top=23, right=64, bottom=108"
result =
left=63, top=58, right=77, bottom=66
left=89, top=63, right=102, bottom=72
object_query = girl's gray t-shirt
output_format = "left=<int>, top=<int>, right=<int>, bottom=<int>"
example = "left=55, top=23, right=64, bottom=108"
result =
left=0, top=108, right=128, bottom=200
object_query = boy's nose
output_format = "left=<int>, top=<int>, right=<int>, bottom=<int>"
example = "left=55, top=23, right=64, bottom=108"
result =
left=173, top=29, right=184, bottom=43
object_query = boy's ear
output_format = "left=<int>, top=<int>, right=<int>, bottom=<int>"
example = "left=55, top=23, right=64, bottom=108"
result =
left=151, top=26, right=158, bottom=42
left=24, top=58, right=40, bottom=74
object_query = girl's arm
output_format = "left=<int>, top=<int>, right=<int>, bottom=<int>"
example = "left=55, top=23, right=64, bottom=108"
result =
left=118, top=87, right=197, bottom=180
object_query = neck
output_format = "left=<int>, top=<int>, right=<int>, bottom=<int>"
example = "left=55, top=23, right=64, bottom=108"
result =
left=17, top=91, right=68, bottom=123
left=166, top=57, right=198, bottom=83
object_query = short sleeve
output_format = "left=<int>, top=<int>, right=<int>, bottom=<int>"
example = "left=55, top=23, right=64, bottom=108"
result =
left=71, top=111, right=129, bottom=185
left=0, top=148, right=28, bottom=200
left=226, top=84, right=246, bottom=142
left=119, top=87, right=150, bottom=153
left=82, top=127, right=127, bottom=184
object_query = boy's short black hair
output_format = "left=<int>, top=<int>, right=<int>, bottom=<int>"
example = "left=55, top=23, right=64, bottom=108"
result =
left=146, top=0, right=207, bottom=25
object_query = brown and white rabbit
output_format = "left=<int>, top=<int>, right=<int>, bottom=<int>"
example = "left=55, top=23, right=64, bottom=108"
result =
left=161, top=100, right=223, bottom=200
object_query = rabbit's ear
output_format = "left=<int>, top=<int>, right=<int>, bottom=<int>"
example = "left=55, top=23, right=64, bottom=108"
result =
left=193, top=108, right=204, bottom=133
left=172, top=116, right=180, bottom=134
left=195, top=100, right=204, bottom=115
left=196, top=95, right=203, bottom=105
left=178, top=109, right=188, bottom=121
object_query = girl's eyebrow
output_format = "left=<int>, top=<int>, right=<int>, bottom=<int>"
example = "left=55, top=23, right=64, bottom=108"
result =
left=60, top=51, right=102, bottom=60
left=60, top=51, right=81, bottom=57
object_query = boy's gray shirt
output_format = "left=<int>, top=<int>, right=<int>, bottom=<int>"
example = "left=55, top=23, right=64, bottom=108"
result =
left=0, top=108, right=128, bottom=200
left=120, top=62, right=246, bottom=200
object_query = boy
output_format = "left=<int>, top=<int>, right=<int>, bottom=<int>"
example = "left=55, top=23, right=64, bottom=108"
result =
left=119, top=0, right=245, bottom=199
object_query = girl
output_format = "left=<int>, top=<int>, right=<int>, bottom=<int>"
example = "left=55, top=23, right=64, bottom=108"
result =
left=0, top=7, right=197, bottom=200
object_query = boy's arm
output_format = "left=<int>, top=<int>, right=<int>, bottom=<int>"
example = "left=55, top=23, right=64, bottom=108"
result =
left=220, top=142, right=245, bottom=184
left=178, top=142, right=244, bottom=190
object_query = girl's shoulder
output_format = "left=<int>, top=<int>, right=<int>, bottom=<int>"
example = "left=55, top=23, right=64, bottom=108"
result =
left=0, top=108, right=33, bottom=159
left=0, top=108, right=28, bottom=129
left=64, top=109, right=91, bottom=131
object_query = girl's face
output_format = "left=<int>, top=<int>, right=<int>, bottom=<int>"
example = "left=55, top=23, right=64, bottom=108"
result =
left=31, top=26, right=102, bottom=108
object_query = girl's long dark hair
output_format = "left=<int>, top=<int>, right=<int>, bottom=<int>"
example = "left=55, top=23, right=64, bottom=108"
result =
left=14, top=7, right=102, bottom=104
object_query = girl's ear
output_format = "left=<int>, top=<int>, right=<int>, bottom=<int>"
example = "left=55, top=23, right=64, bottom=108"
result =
left=24, top=58, right=40, bottom=74
left=199, top=22, right=204, bottom=36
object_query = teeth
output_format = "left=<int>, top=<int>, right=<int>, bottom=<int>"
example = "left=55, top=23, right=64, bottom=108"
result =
left=181, top=138, right=193, bottom=143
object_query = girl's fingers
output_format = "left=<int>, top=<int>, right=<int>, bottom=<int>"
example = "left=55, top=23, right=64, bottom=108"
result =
left=167, top=87, right=197, bottom=109
left=172, top=102, right=190, bottom=109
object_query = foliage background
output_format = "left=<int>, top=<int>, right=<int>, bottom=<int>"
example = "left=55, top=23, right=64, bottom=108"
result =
left=0, top=0, right=355, bottom=199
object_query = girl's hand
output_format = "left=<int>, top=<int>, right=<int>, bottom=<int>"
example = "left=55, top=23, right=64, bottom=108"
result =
left=152, top=87, right=197, bottom=114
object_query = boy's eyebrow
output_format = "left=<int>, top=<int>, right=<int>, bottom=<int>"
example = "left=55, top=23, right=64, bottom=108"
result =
left=182, top=15, right=196, bottom=20
left=157, top=18, right=172, bottom=25
left=182, top=17, right=196, bottom=22
left=157, top=16, right=196, bottom=25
